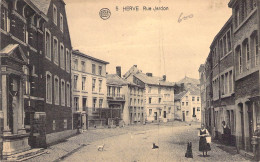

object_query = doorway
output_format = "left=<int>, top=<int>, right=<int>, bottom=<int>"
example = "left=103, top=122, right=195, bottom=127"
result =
left=182, top=111, right=185, bottom=121
left=239, top=103, right=245, bottom=149
left=247, top=102, right=253, bottom=152
left=154, top=112, right=157, bottom=121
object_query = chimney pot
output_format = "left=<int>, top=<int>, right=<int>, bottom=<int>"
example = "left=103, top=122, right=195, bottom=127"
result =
left=163, top=75, right=166, bottom=81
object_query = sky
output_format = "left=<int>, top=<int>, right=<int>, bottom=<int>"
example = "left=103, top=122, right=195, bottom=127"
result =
left=65, top=0, right=232, bottom=82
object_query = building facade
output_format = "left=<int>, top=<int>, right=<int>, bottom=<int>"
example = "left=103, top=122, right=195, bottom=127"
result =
left=124, top=65, right=175, bottom=123
left=199, top=64, right=206, bottom=124
left=0, top=0, right=73, bottom=157
left=106, top=69, right=145, bottom=126
left=71, top=50, right=109, bottom=129
left=200, top=0, right=260, bottom=156
left=174, top=90, right=201, bottom=122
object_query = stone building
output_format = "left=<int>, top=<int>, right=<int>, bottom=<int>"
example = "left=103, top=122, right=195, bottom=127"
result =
left=174, top=88, right=201, bottom=122
left=199, top=64, right=206, bottom=125
left=0, top=0, right=73, bottom=158
left=106, top=67, right=145, bottom=125
left=124, top=65, right=175, bottom=123
left=71, top=50, right=109, bottom=129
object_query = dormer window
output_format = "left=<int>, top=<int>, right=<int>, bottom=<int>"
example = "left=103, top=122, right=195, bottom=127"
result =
left=53, top=5, right=57, bottom=25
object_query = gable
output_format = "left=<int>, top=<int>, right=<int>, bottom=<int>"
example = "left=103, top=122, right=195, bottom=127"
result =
left=0, top=44, right=28, bottom=64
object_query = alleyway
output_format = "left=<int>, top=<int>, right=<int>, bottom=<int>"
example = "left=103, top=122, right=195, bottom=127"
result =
left=27, top=122, right=249, bottom=162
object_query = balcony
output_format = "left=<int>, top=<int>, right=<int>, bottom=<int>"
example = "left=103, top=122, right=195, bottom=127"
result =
left=107, top=94, right=125, bottom=101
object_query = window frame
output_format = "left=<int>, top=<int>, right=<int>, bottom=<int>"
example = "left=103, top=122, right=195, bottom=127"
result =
left=60, top=13, right=63, bottom=32
left=53, top=4, right=57, bottom=25
left=66, top=82, right=71, bottom=107
left=61, top=79, right=66, bottom=106
left=45, top=28, right=52, bottom=60
left=60, top=43, right=65, bottom=69
left=54, top=75, right=60, bottom=105
left=53, top=36, right=59, bottom=65
left=46, top=71, right=52, bottom=104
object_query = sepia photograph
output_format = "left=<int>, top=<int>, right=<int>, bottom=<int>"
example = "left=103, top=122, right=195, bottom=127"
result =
left=0, top=0, right=259, bottom=161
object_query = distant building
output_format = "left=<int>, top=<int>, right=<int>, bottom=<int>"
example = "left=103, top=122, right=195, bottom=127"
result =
left=198, top=64, right=206, bottom=125
left=124, top=65, right=175, bottom=123
left=71, top=50, right=109, bottom=129
left=174, top=89, right=201, bottom=122
left=106, top=67, right=145, bottom=125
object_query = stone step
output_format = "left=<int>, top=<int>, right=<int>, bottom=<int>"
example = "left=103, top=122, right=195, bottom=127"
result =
left=6, top=148, right=46, bottom=161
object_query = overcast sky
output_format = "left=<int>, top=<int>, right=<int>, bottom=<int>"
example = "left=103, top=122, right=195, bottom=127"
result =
left=65, top=0, right=231, bottom=82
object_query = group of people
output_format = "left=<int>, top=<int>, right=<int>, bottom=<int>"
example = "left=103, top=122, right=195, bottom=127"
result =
left=198, top=121, right=230, bottom=157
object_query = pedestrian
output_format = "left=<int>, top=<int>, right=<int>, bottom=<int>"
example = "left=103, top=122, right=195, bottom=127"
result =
left=198, top=124, right=211, bottom=157
left=222, top=121, right=228, bottom=144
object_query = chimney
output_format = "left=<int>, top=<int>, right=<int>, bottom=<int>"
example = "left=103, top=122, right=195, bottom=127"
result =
left=146, top=73, right=153, bottom=77
left=163, top=75, right=166, bottom=81
left=134, top=65, right=137, bottom=67
left=116, top=66, right=121, bottom=77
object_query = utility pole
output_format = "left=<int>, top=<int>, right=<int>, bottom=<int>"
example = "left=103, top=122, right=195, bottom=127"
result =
left=0, top=0, right=3, bottom=160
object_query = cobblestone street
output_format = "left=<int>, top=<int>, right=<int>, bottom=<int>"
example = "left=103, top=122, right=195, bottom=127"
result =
left=26, top=122, right=249, bottom=162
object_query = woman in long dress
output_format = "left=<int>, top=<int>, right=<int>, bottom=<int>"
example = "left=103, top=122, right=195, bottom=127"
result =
left=198, top=124, right=211, bottom=156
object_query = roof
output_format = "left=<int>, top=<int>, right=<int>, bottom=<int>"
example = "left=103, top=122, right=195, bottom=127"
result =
left=189, top=85, right=200, bottom=96
left=174, top=91, right=188, bottom=100
left=72, top=50, right=109, bottom=64
left=177, top=76, right=200, bottom=85
left=134, top=73, right=175, bottom=87
left=106, top=74, right=129, bottom=86
left=0, top=44, right=28, bottom=63
left=29, top=0, right=51, bottom=15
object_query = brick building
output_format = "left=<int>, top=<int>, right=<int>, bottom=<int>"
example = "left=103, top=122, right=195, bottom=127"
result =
left=0, top=0, right=73, bottom=157
left=199, top=0, right=260, bottom=156
left=198, top=64, right=206, bottom=124
left=124, top=65, right=175, bottom=123
left=71, top=50, right=109, bottom=129
left=229, top=0, right=259, bottom=153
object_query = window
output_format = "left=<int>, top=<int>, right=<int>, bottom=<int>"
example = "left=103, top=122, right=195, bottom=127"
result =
left=82, top=97, right=87, bottom=109
left=130, top=98, right=132, bottom=106
left=53, top=37, right=58, bottom=64
left=242, top=0, right=247, bottom=20
left=53, top=120, right=56, bottom=131
left=73, top=59, right=78, bottom=70
left=24, top=25, right=28, bottom=44
left=60, top=14, right=63, bottom=32
left=219, top=39, right=223, bottom=58
left=134, top=99, right=136, bottom=105
left=99, top=80, right=102, bottom=92
left=149, top=109, right=152, bottom=116
left=82, top=77, right=86, bottom=90
left=227, top=31, right=231, bottom=52
left=73, top=75, right=78, bottom=90
left=54, top=76, right=59, bottom=105
left=197, top=97, right=199, bottom=102
left=81, top=61, right=86, bottom=72
left=186, top=111, right=189, bottom=116
left=74, top=97, right=79, bottom=111
left=255, top=34, right=259, bottom=66
left=99, top=66, right=102, bottom=75
left=192, top=97, right=195, bottom=101
left=92, top=64, right=96, bottom=74
left=158, top=87, right=161, bottom=94
left=168, top=107, right=171, bottom=113
left=186, top=96, right=188, bottom=100
left=197, top=107, right=200, bottom=111
left=66, top=49, right=70, bottom=72
left=245, top=41, right=250, bottom=69
left=92, top=78, right=96, bottom=92
left=64, top=119, right=67, bottom=129
left=149, top=97, right=152, bottom=104
left=66, top=83, right=70, bottom=107
left=182, top=102, right=184, bottom=106
left=1, top=6, right=10, bottom=32
left=61, top=80, right=65, bottom=106
left=229, top=71, right=233, bottom=93
left=193, top=108, right=196, bottom=116
left=223, top=35, right=227, bottom=55
left=53, top=5, right=57, bottom=25
left=158, top=98, right=161, bottom=103
left=235, top=6, right=240, bottom=27
left=45, top=29, right=51, bottom=59
left=148, top=87, right=151, bottom=93
left=99, top=99, right=103, bottom=108
left=93, top=98, right=97, bottom=111
left=60, top=43, right=65, bottom=69
left=186, top=102, right=188, bottom=106
left=237, top=46, right=242, bottom=73
left=46, top=72, right=52, bottom=104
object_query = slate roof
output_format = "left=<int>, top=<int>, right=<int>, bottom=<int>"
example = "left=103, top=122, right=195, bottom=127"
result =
left=73, top=50, right=109, bottom=64
left=174, top=91, right=188, bottom=101
left=134, top=73, right=174, bottom=87
left=177, top=76, right=200, bottom=85
left=30, top=0, right=51, bottom=15
left=106, top=74, right=129, bottom=86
